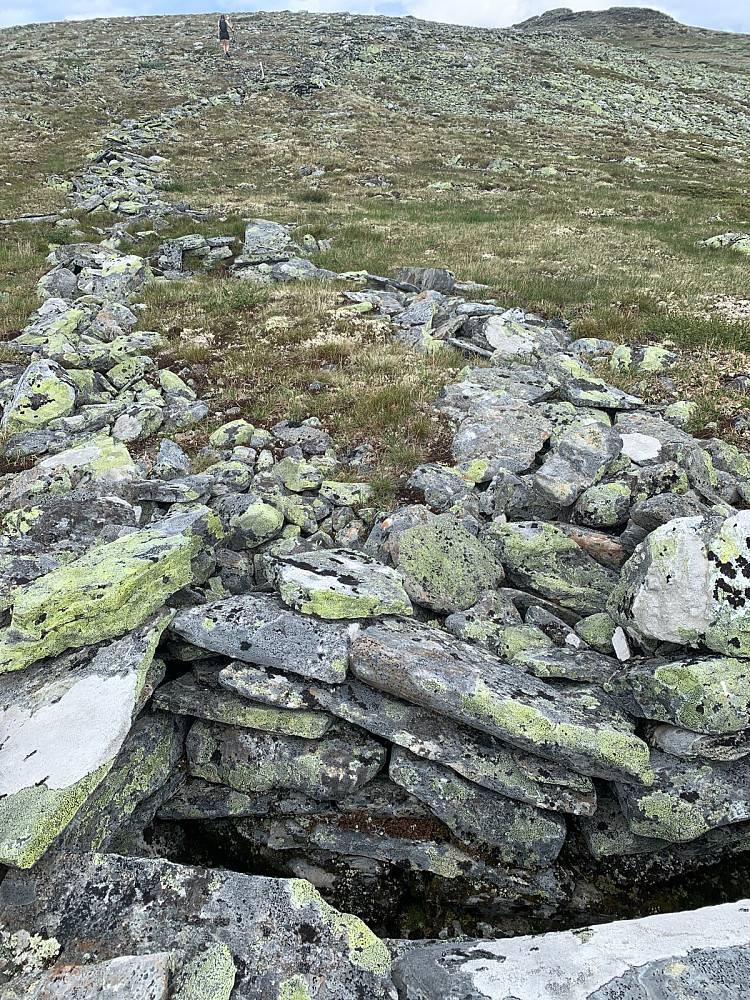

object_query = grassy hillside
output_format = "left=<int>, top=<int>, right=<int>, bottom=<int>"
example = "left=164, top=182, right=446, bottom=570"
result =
left=1, top=7, right=749, bottom=491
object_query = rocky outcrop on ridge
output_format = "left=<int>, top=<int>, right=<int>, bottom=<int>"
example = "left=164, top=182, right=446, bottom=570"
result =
left=3, top=66, right=750, bottom=998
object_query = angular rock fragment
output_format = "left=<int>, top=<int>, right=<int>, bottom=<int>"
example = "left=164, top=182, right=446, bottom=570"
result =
left=483, top=520, right=617, bottom=615
left=350, top=619, right=652, bottom=784
left=0, top=611, right=171, bottom=867
left=394, top=513, right=503, bottom=612
left=609, top=511, right=750, bottom=655
left=389, top=748, right=567, bottom=866
left=616, top=750, right=750, bottom=842
left=0, top=853, right=396, bottom=1000
left=607, top=655, right=750, bottom=735
left=154, top=670, right=332, bottom=737
left=1, top=359, right=76, bottom=435
left=269, top=548, right=413, bottom=619
left=0, top=507, right=220, bottom=673
left=1, top=953, right=171, bottom=1000
left=533, top=418, right=622, bottom=506
left=541, top=354, right=644, bottom=410
left=170, top=595, right=351, bottom=682
left=451, top=402, right=552, bottom=478
left=187, top=720, right=385, bottom=799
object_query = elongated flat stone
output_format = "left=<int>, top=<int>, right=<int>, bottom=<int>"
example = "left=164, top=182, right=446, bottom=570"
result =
left=392, top=900, right=750, bottom=1000
left=0, top=611, right=172, bottom=868
left=154, top=671, right=332, bottom=737
left=0, top=853, right=396, bottom=1000
left=389, top=748, right=567, bottom=867
left=187, top=720, right=385, bottom=800
left=309, top=677, right=596, bottom=815
left=269, top=549, right=413, bottom=619
left=616, top=750, right=750, bottom=842
left=169, top=595, right=351, bottom=682
left=350, top=619, right=652, bottom=785
left=0, top=508, right=220, bottom=674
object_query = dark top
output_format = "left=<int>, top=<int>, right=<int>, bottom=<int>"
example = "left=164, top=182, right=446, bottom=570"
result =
left=219, top=19, right=229, bottom=39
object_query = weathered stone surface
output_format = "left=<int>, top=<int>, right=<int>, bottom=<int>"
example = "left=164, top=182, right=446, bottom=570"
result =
left=0, top=611, right=171, bottom=868
left=607, top=655, right=750, bottom=735
left=394, top=513, right=503, bottom=612
left=578, top=782, right=668, bottom=859
left=170, top=595, right=351, bottom=683
left=269, top=548, right=413, bottom=619
left=483, top=520, right=617, bottom=615
left=451, top=403, right=552, bottom=477
left=1, top=360, right=76, bottom=436
left=309, top=677, right=596, bottom=814
left=187, top=720, right=386, bottom=799
left=541, top=354, right=644, bottom=410
left=616, top=750, right=750, bottom=842
left=0, top=508, right=220, bottom=674
left=154, top=670, right=332, bottom=737
left=392, top=900, right=750, bottom=1000
left=533, top=419, right=622, bottom=506
left=609, top=511, right=750, bottom=654
left=350, top=619, right=652, bottom=784
left=0, top=853, right=396, bottom=1000
left=1, top=953, right=171, bottom=1000
left=389, top=748, right=567, bottom=866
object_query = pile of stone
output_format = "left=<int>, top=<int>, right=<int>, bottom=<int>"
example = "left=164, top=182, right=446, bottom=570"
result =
left=66, top=91, right=242, bottom=220
left=0, top=243, right=207, bottom=463
left=229, top=219, right=334, bottom=283
left=699, top=231, right=750, bottom=254
left=151, top=233, right=238, bottom=278
left=5, top=217, right=750, bottom=993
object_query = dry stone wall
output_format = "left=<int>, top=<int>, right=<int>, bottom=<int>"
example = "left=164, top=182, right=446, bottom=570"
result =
left=3, top=81, right=750, bottom=998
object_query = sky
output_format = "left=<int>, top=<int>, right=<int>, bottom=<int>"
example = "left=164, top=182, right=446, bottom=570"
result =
left=2, top=0, right=749, bottom=37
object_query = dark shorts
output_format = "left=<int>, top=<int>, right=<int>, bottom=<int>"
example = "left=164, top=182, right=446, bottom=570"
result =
left=219, top=29, right=230, bottom=39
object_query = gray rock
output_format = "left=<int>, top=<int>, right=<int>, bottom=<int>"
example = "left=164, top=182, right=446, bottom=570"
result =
left=1, top=953, right=171, bottom=1000
left=169, top=594, right=351, bottom=683
left=609, top=511, right=750, bottom=655
left=0, top=611, right=171, bottom=867
left=187, top=719, right=386, bottom=799
left=392, top=900, right=750, bottom=1000
left=394, top=266, right=455, bottom=293
left=271, top=419, right=333, bottom=454
left=483, top=520, right=617, bottom=615
left=394, top=512, right=503, bottom=613
left=0, top=853, right=396, bottom=1000
left=533, top=419, right=622, bottom=506
left=350, top=619, right=652, bottom=784
left=616, top=749, right=750, bottom=841
left=451, top=403, right=553, bottom=478
left=236, top=218, right=300, bottom=264
left=269, top=548, right=413, bottom=619
left=541, top=354, right=644, bottom=410
left=406, top=464, right=474, bottom=512
left=389, top=748, right=567, bottom=866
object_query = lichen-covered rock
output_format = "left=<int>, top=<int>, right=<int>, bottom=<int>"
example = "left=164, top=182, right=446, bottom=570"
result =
left=389, top=748, right=567, bottom=867
left=269, top=548, right=413, bottom=619
left=0, top=611, right=171, bottom=867
left=0, top=508, right=220, bottom=673
left=276, top=456, right=324, bottom=492
left=541, top=354, right=644, bottom=410
left=610, top=344, right=679, bottom=374
left=574, top=613, right=617, bottom=653
left=154, top=671, right=332, bottom=737
left=350, top=619, right=652, bottom=784
left=451, top=402, right=552, bottom=478
left=209, top=419, right=255, bottom=449
left=213, top=493, right=284, bottom=549
left=1, top=953, right=171, bottom=1000
left=574, top=480, right=633, bottom=528
left=609, top=511, right=750, bottom=654
left=0, top=359, right=76, bottom=436
left=394, top=513, right=503, bottom=613
left=607, top=655, right=750, bottom=735
left=0, top=853, right=397, bottom=1000
left=169, top=595, right=351, bottom=683
left=187, top=720, right=385, bottom=799
left=533, top=419, right=622, bottom=506
left=616, top=750, right=750, bottom=842
left=483, top=520, right=617, bottom=615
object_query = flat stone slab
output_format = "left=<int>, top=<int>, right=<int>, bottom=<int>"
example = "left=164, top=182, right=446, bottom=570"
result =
left=169, top=595, right=351, bottom=683
left=350, top=619, right=652, bottom=785
left=391, top=899, right=750, bottom=999
left=269, top=549, right=413, bottom=619
left=0, top=611, right=171, bottom=868
left=0, top=853, right=396, bottom=1000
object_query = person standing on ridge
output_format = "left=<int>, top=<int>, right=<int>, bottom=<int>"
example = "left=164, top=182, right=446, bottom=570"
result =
left=218, top=14, right=232, bottom=58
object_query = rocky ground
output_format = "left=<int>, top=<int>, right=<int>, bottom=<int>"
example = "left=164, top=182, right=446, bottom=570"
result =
left=2, top=5, right=750, bottom=999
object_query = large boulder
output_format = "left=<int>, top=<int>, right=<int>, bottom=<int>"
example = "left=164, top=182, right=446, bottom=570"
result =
left=609, top=511, right=750, bottom=654
left=0, top=853, right=397, bottom=1000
